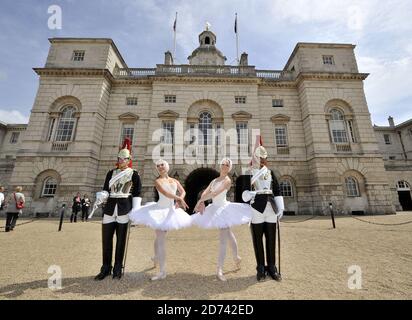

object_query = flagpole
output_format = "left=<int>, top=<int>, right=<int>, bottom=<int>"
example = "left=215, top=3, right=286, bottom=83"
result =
left=173, top=12, right=177, bottom=65
left=235, top=13, right=239, bottom=65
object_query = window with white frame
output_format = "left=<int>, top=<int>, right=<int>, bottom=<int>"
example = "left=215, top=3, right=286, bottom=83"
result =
left=272, top=99, right=284, bottom=108
left=126, top=97, right=138, bottom=106
left=235, top=96, right=247, bottom=104
left=347, top=120, right=357, bottom=143
left=329, top=109, right=349, bottom=144
left=280, top=180, right=293, bottom=197
left=383, top=134, right=391, bottom=145
left=215, top=124, right=222, bottom=146
left=397, top=180, right=410, bottom=190
left=161, top=121, right=174, bottom=144
left=323, top=55, right=334, bottom=65
left=42, top=177, right=57, bottom=197
left=275, top=125, right=288, bottom=146
left=120, top=124, right=134, bottom=145
left=345, top=177, right=360, bottom=197
left=10, top=132, right=20, bottom=144
left=47, top=118, right=56, bottom=141
left=55, top=106, right=77, bottom=142
left=198, top=112, right=213, bottom=145
left=236, top=122, right=248, bottom=145
left=72, top=50, right=85, bottom=61
left=164, top=95, right=176, bottom=103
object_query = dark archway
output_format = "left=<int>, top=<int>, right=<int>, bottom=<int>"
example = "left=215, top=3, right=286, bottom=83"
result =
left=235, top=175, right=251, bottom=203
left=184, top=168, right=219, bottom=214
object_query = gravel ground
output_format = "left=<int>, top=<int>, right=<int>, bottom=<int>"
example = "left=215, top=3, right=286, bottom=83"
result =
left=0, top=213, right=411, bottom=300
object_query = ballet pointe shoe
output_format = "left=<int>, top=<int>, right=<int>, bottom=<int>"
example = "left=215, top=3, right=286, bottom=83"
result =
left=151, top=272, right=167, bottom=281
left=216, top=269, right=227, bottom=282
left=234, top=257, right=242, bottom=271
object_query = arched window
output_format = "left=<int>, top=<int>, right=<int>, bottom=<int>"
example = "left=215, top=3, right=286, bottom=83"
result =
left=345, top=177, right=360, bottom=197
left=55, top=106, right=77, bottom=142
left=198, top=111, right=213, bottom=145
left=280, top=179, right=293, bottom=197
left=397, top=180, right=411, bottom=190
left=42, top=177, right=58, bottom=197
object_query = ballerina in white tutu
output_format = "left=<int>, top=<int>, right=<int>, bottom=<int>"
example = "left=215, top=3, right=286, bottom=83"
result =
left=192, top=158, right=252, bottom=281
left=128, top=159, right=191, bottom=280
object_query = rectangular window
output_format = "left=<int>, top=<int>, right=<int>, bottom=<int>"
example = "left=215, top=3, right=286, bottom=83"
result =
left=323, top=55, right=334, bottom=65
left=272, top=99, right=284, bottom=108
left=384, top=134, right=391, bottom=145
left=72, top=50, right=85, bottom=61
left=330, top=120, right=348, bottom=143
left=121, top=124, right=135, bottom=145
left=161, top=121, right=174, bottom=144
left=275, top=125, right=288, bottom=146
left=236, top=122, right=248, bottom=145
left=235, top=96, right=247, bottom=104
left=389, top=156, right=396, bottom=160
left=126, top=97, right=138, bottom=106
left=164, top=95, right=176, bottom=103
left=10, top=132, right=20, bottom=144
left=55, top=120, right=75, bottom=142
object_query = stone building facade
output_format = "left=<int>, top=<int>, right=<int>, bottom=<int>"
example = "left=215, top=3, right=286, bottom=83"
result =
left=0, top=27, right=406, bottom=216
left=374, top=117, right=412, bottom=211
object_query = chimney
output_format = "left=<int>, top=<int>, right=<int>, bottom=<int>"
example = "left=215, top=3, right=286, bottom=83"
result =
left=240, top=52, right=248, bottom=66
left=164, top=51, right=173, bottom=65
left=388, top=116, right=395, bottom=127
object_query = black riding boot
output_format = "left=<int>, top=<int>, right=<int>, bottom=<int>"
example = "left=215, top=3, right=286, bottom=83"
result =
left=94, top=222, right=116, bottom=280
left=113, top=222, right=129, bottom=279
left=251, top=223, right=266, bottom=281
left=264, top=222, right=281, bottom=281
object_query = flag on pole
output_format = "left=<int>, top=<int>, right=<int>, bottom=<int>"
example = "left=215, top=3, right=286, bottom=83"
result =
left=234, top=13, right=237, bottom=33
left=173, top=14, right=177, bottom=32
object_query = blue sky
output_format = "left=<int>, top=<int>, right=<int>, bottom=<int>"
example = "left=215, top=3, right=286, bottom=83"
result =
left=0, top=0, right=411, bottom=126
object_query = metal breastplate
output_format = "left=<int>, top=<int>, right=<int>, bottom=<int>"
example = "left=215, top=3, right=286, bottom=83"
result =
left=252, top=168, right=272, bottom=191
left=110, top=169, right=133, bottom=198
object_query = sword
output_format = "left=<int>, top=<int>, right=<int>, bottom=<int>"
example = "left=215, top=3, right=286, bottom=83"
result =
left=122, top=220, right=132, bottom=275
left=277, top=215, right=282, bottom=279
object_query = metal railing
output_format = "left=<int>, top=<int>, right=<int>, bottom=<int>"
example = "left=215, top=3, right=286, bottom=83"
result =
left=335, top=144, right=352, bottom=153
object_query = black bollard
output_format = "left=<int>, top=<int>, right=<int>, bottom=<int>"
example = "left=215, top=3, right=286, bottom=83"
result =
left=58, top=204, right=66, bottom=232
left=329, top=202, right=336, bottom=229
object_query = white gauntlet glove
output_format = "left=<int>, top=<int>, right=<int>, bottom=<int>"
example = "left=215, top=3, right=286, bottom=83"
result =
left=274, top=196, right=285, bottom=220
left=133, top=197, right=142, bottom=210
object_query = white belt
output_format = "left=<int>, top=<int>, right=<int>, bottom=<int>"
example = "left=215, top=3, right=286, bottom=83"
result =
left=256, top=190, right=273, bottom=195
left=109, top=193, right=131, bottom=199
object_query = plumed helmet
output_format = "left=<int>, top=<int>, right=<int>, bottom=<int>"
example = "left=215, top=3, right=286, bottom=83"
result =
left=254, top=146, right=268, bottom=159
left=117, top=138, right=133, bottom=168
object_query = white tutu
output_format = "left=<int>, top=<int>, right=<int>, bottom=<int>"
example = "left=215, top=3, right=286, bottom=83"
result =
left=192, top=201, right=251, bottom=229
left=128, top=181, right=192, bottom=231
left=191, top=178, right=252, bottom=229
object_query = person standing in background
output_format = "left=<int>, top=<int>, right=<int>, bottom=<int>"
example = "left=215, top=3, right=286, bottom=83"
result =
left=81, top=194, right=91, bottom=222
left=5, top=186, right=25, bottom=232
left=71, top=192, right=82, bottom=223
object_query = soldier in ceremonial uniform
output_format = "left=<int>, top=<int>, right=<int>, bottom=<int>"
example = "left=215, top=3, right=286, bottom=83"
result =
left=94, top=138, right=142, bottom=280
left=248, top=146, right=285, bottom=281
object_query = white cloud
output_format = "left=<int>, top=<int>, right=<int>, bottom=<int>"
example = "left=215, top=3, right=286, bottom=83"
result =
left=359, top=54, right=412, bottom=125
left=0, top=109, right=29, bottom=124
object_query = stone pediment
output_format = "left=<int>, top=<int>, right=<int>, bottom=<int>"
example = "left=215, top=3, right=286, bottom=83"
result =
left=118, top=112, right=139, bottom=121
left=231, top=111, right=252, bottom=121
left=271, top=114, right=290, bottom=123
left=157, top=110, right=179, bottom=120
